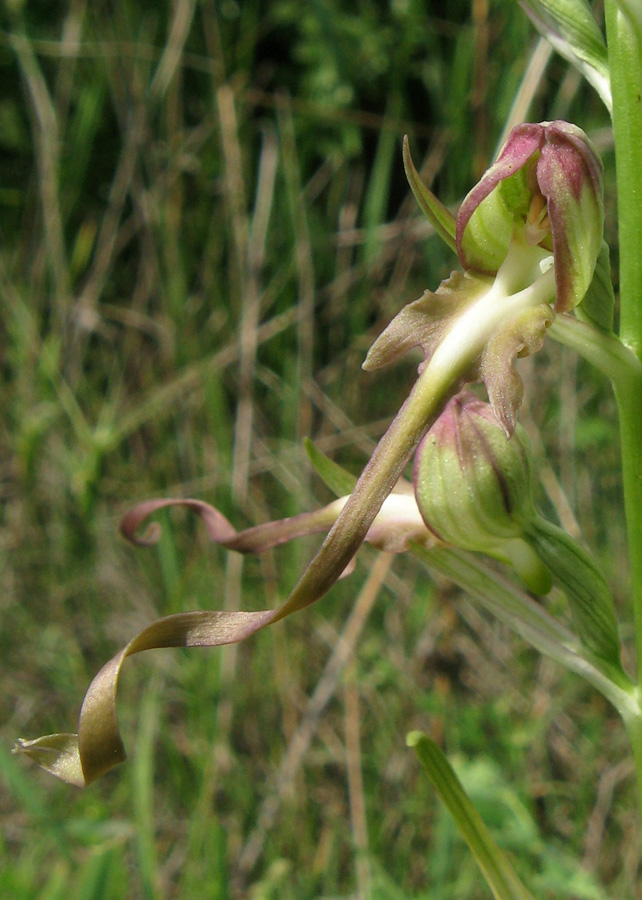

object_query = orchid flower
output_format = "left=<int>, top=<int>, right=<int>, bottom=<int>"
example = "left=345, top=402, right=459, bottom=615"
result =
left=16, top=121, right=611, bottom=786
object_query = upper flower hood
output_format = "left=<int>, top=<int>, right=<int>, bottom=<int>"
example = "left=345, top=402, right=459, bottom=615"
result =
left=456, top=121, right=604, bottom=313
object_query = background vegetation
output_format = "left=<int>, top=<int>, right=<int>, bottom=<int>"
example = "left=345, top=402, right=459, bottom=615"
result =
left=0, top=1, right=635, bottom=897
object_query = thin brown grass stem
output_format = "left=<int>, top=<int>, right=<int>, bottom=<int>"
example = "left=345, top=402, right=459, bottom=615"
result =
left=277, top=97, right=316, bottom=446
left=496, top=38, right=553, bottom=153
left=232, top=126, right=278, bottom=504
left=345, top=659, right=372, bottom=900
left=235, top=552, right=394, bottom=883
left=148, top=0, right=197, bottom=102
left=11, top=32, right=70, bottom=329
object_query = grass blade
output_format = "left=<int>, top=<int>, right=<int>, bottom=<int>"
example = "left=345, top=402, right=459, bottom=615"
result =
left=407, top=732, right=536, bottom=900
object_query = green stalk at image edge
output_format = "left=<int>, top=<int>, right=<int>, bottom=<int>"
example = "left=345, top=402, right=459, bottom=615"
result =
left=605, top=0, right=642, bottom=815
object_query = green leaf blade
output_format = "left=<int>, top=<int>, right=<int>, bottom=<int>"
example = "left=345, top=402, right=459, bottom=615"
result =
left=407, top=732, right=537, bottom=900
left=402, top=136, right=457, bottom=254
left=518, top=0, right=612, bottom=111
left=303, top=438, right=357, bottom=497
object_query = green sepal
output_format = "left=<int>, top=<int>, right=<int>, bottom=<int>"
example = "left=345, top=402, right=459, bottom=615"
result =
left=460, top=169, right=531, bottom=274
left=403, top=136, right=457, bottom=254
left=407, top=732, right=537, bottom=900
left=304, top=438, right=358, bottom=498
left=363, top=270, right=491, bottom=373
left=575, top=240, right=615, bottom=332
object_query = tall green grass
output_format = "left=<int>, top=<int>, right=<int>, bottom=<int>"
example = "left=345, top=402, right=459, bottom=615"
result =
left=0, top=1, right=633, bottom=897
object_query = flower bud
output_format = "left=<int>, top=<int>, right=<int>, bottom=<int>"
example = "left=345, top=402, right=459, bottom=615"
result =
left=414, top=392, right=537, bottom=552
left=413, top=392, right=552, bottom=593
left=414, top=392, right=622, bottom=664
left=456, top=121, right=604, bottom=312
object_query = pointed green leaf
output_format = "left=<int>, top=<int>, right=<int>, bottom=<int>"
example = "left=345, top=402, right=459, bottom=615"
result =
left=304, top=438, right=358, bottom=497
left=410, top=543, right=635, bottom=708
left=403, top=136, right=457, bottom=254
left=518, top=0, right=612, bottom=111
left=524, top=517, right=623, bottom=666
left=407, top=732, right=536, bottom=900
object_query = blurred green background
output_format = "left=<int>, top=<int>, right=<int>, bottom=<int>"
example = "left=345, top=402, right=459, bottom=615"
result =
left=0, top=1, right=636, bottom=898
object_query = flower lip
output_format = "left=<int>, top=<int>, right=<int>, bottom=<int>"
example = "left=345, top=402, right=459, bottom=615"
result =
left=119, top=488, right=433, bottom=562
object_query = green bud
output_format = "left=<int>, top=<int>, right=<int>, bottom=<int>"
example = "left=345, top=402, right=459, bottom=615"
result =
left=413, top=392, right=550, bottom=593
left=414, top=392, right=535, bottom=548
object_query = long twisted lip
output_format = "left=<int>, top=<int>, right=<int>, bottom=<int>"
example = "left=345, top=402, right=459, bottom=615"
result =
left=120, top=486, right=433, bottom=563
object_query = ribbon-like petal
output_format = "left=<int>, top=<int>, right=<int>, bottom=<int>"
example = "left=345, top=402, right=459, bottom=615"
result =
left=15, top=490, right=432, bottom=786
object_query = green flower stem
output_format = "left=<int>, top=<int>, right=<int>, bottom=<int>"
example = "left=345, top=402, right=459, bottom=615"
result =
left=606, top=1, right=642, bottom=360
left=549, top=319, right=642, bottom=682
left=602, top=1, right=642, bottom=820
left=624, top=713, right=642, bottom=821
left=604, top=2, right=642, bottom=686
left=615, top=379, right=642, bottom=676
left=618, top=684, right=642, bottom=840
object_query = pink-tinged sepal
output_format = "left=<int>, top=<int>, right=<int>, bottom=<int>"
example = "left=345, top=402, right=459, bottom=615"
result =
left=457, top=124, right=543, bottom=273
left=536, top=123, right=603, bottom=311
